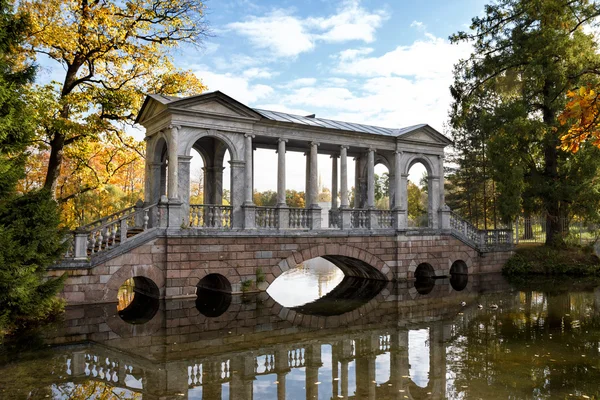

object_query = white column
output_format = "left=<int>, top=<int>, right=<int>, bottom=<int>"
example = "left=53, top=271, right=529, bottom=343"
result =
left=277, top=139, right=287, bottom=206
left=167, top=125, right=179, bottom=200
left=308, top=141, right=319, bottom=208
left=367, top=148, right=375, bottom=208
left=244, top=134, right=254, bottom=205
left=340, top=146, right=349, bottom=208
left=331, top=155, right=338, bottom=209
left=394, top=151, right=402, bottom=209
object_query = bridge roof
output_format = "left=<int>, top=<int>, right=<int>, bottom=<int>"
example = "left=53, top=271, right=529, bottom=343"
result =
left=139, top=91, right=451, bottom=143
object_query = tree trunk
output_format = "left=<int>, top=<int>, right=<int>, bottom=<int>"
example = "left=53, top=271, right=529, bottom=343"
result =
left=43, top=130, right=65, bottom=198
left=542, top=80, right=561, bottom=246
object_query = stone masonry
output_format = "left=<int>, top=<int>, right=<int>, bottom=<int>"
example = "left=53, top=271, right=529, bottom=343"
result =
left=49, top=231, right=513, bottom=305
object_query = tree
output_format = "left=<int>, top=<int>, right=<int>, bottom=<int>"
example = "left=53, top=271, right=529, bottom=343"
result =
left=286, top=190, right=305, bottom=208
left=0, top=0, right=65, bottom=336
left=450, top=0, right=600, bottom=245
left=19, top=0, right=209, bottom=200
left=407, top=181, right=426, bottom=226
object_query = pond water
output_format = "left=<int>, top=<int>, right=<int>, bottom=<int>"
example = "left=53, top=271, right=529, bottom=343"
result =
left=1, top=261, right=600, bottom=400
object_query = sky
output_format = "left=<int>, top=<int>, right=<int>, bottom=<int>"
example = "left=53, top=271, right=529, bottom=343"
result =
left=38, top=0, right=486, bottom=194
left=177, top=0, right=483, bottom=192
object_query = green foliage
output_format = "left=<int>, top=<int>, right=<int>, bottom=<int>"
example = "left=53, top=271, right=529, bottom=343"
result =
left=0, top=1, right=65, bottom=336
left=240, top=279, right=253, bottom=293
left=407, top=181, right=427, bottom=226
left=255, top=268, right=265, bottom=284
left=450, top=0, right=600, bottom=243
left=374, top=173, right=389, bottom=202
left=503, top=246, right=600, bottom=276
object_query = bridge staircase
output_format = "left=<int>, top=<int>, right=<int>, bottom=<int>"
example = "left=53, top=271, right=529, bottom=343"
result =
left=446, top=210, right=513, bottom=253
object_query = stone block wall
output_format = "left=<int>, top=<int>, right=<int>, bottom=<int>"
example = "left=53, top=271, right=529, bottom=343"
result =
left=49, top=232, right=514, bottom=305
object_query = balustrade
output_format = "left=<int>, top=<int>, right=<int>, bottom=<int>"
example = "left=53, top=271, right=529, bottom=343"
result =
left=256, top=207, right=278, bottom=229
left=351, top=209, right=369, bottom=229
left=288, top=348, right=305, bottom=368
left=289, top=208, right=310, bottom=229
left=189, top=204, right=232, bottom=228
left=329, top=209, right=340, bottom=228
left=449, top=211, right=513, bottom=250
left=376, top=210, right=393, bottom=228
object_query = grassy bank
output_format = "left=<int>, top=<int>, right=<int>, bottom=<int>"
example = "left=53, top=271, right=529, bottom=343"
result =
left=503, top=245, right=600, bottom=276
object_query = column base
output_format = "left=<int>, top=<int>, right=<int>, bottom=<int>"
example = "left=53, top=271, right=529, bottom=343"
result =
left=367, top=208, right=379, bottom=229
left=309, top=206, right=322, bottom=230
left=339, top=208, right=353, bottom=230
left=277, top=207, right=290, bottom=229
left=167, top=199, right=183, bottom=229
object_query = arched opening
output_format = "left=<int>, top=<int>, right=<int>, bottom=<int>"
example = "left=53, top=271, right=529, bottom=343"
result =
left=189, top=136, right=233, bottom=228
left=414, top=263, right=435, bottom=279
left=374, top=161, right=391, bottom=210
left=268, top=256, right=386, bottom=314
left=407, top=161, right=430, bottom=228
left=117, top=277, right=160, bottom=324
left=190, top=138, right=231, bottom=206
left=196, top=274, right=233, bottom=318
left=148, top=137, right=168, bottom=204
left=414, top=263, right=436, bottom=295
left=450, top=260, right=469, bottom=291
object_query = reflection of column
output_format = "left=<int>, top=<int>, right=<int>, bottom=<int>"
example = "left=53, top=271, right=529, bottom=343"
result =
left=341, top=360, right=349, bottom=399
left=332, top=344, right=339, bottom=398
left=243, top=134, right=254, bottom=205
left=340, top=146, right=349, bottom=208
left=331, top=155, right=339, bottom=209
left=277, top=139, right=287, bottom=206
left=355, top=337, right=377, bottom=400
left=305, top=344, right=322, bottom=400
left=390, top=330, right=409, bottom=400
left=167, top=125, right=179, bottom=200
left=430, top=323, right=446, bottom=400
left=275, top=348, right=290, bottom=400
left=230, top=356, right=255, bottom=400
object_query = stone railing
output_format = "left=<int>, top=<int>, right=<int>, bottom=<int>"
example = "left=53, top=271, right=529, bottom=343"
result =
left=351, top=209, right=370, bottom=229
left=329, top=209, right=340, bottom=228
left=189, top=204, right=232, bottom=228
left=256, top=207, right=278, bottom=229
left=65, top=202, right=158, bottom=260
left=376, top=210, right=393, bottom=228
left=289, top=208, right=310, bottom=229
left=449, top=211, right=513, bottom=250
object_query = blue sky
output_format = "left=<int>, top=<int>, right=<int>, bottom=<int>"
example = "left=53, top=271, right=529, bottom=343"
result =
left=179, top=0, right=483, bottom=133
left=175, top=0, right=484, bottom=191
left=36, top=0, right=486, bottom=192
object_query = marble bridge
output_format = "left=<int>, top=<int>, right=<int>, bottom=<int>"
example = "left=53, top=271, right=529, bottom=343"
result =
left=51, top=91, right=513, bottom=304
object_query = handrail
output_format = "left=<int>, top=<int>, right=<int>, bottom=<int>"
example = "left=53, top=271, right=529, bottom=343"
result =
left=449, top=211, right=513, bottom=250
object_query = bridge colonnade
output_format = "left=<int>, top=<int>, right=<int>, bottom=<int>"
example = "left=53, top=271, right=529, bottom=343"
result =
left=139, top=91, right=450, bottom=232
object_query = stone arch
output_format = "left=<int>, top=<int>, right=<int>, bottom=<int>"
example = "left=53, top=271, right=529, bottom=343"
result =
left=402, top=153, right=438, bottom=228
left=269, top=244, right=393, bottom=284
left=183, top=128, right=241, bottom=160
left=407, top=253, right=444, bottom=278
left=104, top=265, right=165, bottom=303
left=184, top=260, right=241, bottom=295
left=402, top=153, right=437, bottom=177
left=446, top=251, right=474, bottom=275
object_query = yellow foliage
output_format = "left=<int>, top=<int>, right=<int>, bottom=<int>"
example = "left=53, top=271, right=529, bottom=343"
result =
left=558, top=86, right=600, bottom=153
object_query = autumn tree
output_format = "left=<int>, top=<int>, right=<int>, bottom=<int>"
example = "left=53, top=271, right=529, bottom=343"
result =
left=20, top=0, right=208, bottom=201
left=450, top=0, right=600, bottom=245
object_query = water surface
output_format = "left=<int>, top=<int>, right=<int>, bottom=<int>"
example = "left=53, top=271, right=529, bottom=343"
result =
left=1, top=263, right=600, bottom=399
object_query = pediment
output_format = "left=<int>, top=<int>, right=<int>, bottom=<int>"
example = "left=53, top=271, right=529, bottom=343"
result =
left=397, top=125, right=452, bottom=146
left=168, top=91, right=262, bottom=121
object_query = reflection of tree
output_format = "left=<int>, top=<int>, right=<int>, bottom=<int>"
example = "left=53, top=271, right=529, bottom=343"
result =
left=447, top=289, right=600, bottom=399
left=56, top=381, right=141, bottom=400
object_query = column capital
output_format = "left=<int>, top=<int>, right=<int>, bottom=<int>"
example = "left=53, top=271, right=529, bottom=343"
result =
left=330, top=154, right=339, bottom=159
left=202, top=166, right=226, bottom=172
left=394, top=150, right=403, bottom=155
left=367, top=147, right=377, bottom=153
left=244, top=133, right=255, bottom=139
left=178, top=155, right=193, bottom=162
left=310, top=141, right=320, bottom=147
left=278, top=138, right=288, bottom=143
left=167, top=124, right=181, bottom=132
left=340, top=145, right=350, bottom=150
left=228, top=159, right=245, bottom=167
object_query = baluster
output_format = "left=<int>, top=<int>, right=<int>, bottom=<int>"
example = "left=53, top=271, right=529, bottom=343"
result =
left=208, top=207, right=214, bottom=227
left=97, top=229, right=104, bottom=251
left=111, top=223, right=118, bottom=247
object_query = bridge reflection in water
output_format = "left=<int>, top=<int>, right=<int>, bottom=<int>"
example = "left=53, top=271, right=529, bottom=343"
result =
left=0, top=271, right=527, bottom=400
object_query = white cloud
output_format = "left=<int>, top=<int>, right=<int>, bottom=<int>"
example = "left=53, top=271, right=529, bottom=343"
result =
left=193, top=66, right=273, bottom=104
left=242, top=67, right=275, bottom=79
left=410, top=20, right=426, bottom=31
left=337, top=47, right=374, bottom=61
left=334, top=33, right=471, bottom=79
left=226, top=1, right=388, bottom=58
left=280, top=77, right=318, bottom=89
left=226, top=10, right=314, bottom=58
left=307, top=0, right=388, bottom=43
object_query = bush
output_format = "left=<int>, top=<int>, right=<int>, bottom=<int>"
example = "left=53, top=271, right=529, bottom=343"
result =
left=502, top=245, right=600, bottom=277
